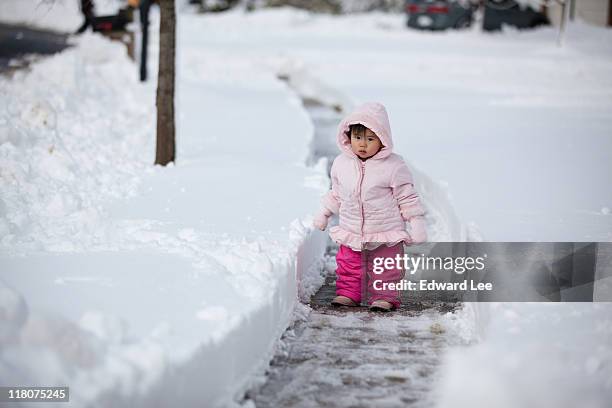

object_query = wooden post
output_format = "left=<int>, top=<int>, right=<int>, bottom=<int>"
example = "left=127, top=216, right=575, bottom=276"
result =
left=155, top=0, right=176, bottom=166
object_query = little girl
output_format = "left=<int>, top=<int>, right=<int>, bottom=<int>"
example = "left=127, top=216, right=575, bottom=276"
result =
left=313, top=102, right=427, bottom=311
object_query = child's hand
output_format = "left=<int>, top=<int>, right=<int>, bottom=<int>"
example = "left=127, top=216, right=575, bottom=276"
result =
left=313, top=212, right=329, bottom=231
left=313, top=214, right=328, bottom=231
left=408, top=216, right=427, bottom=243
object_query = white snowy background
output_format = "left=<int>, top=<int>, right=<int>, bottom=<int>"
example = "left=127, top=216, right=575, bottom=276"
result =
left=1, top=0, right=611, bottom=407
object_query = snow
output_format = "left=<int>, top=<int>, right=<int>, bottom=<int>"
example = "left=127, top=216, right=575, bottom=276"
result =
left=167, top=7, right=612, bottom=242
left=1, top=32, right=151, bottom=253
left=432, top=303, right=612, bottom=408
left=2, top=2, right=612, bottom=407
left=1, top=5, right=328, bottom=407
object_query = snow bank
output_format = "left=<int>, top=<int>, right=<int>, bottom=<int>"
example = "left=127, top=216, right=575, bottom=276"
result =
left=1, top=7, right=329, bottom=407
left=0, top=32, right=150, bottom=253
left=432, top=302, right=612, bottom=408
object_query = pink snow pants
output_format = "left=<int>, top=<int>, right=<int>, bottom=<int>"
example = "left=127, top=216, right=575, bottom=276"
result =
left=335, top=243, right=404, bottom=308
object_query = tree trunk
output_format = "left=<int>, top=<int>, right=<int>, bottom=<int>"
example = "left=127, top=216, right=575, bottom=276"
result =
left=155, top=0, right=176, bottom=165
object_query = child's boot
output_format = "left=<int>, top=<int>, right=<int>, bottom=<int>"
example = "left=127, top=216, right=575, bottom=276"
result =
left=331, top=295, right=358, bottom=307
left=369, top=300, right=395, bottom=312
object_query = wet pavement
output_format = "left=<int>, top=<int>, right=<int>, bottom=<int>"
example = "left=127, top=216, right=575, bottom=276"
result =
left=0, top=23, right=70, bottom=75
left=246, top=247, right=461, bottom=408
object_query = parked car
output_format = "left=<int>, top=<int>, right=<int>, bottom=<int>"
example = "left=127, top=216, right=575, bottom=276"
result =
left=483, top=0, right=549, bottom=31
left=405, top=0, right=474, bottom=30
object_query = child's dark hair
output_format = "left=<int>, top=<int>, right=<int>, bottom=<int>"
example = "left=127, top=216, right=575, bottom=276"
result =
left=348, top=123, right=367, bottom=138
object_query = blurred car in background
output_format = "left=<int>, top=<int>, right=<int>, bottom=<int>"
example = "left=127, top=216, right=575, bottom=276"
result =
left=405, top=0, right=475, bottom=30
left=482, top=0, right=549, bottom=31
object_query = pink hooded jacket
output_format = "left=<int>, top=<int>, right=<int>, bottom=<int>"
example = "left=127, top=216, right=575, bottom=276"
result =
left=319, top=102, right=426, bottom=251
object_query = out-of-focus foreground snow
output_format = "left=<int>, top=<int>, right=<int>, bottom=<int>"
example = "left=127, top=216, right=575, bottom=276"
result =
left=1, top=2, right=612, bottom=408
left=435, top=302, right=612, bottom=408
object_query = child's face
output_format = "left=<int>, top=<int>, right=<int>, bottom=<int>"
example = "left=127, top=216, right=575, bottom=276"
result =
left=350, top=127, right=382, bottom=160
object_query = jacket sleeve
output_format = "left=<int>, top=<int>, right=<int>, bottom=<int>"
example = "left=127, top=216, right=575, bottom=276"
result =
left=390, top=161, right=425, bottom=221
left=320, top=158, right=341, bottom=215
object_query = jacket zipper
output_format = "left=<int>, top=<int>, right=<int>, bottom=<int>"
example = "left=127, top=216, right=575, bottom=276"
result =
left=358, top=160, right=366, bottom=250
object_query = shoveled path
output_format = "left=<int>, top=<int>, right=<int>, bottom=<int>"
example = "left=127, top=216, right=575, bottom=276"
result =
left=246, top=245, right=461, bottom=408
